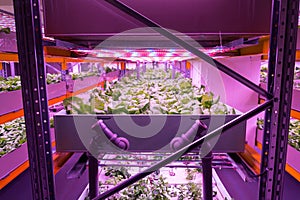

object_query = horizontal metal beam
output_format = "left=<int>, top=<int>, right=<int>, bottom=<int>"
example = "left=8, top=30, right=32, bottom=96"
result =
left=104, top=0, right=272, bottom=99
left=93, top=100, right=273, bottom=200
left=0, top=52, right=105, bottom=63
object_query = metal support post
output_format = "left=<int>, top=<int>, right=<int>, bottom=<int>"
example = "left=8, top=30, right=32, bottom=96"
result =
left=185, top=61, right=191, bottom=78
left=259, top=0, right=299, bottom=199
left=88, top=154, right=99, bottom=199
left=10, top=62, right=15, bottom=77
left=13, top=0, right=56, bottom=199
left=119, top=62, right=126, bottom=78
left=143, top=62, right=146, bottom=72
left=0, top=62, right=3, bottom=77
left=2, top=62, right=8, bottom=78
left=165, top=62, right=168, bottom=72
left=202, top=151, right=213, bottom=200
left=171, top=62, right=176, bottom=79
left=136, top=61, right=140, bottom=79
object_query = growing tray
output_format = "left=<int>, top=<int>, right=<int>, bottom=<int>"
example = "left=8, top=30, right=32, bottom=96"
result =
left=0, top=82, right=66, bottom=116
left=47, top=82, right=67, bottom=99
left=0, top=143, right=28, bottom=180
left=69, top=76, right=101, bottom=93
left=0, top=129, right=56, bottom=180
left=256, top=128, right=300, bottom=175
left=105, top=71, right=120, bottom=82
left=54, top=110, right=246, bottom=154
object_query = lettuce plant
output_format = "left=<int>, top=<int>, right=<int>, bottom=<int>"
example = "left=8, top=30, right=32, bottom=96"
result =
left=257, top=118, right=300, bottom=151
left=0, top=117, right=26, bottom=157
left=0, top=73, right=63, bottom=92
left=46, top=73, right=62, bottom=84
left=260, top=65, right=300, bottom=89
left=65, top=69, right=236, bottom=115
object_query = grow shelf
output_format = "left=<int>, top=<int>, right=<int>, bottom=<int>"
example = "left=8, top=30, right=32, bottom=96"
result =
left=0, top=71, right=119, bottom=117
left=0, top=70, right=119, bottom=175
left=0, top=82, right=66, bottom=116
left=98, top=152, right=235, bottom=169
left=255, top=119, right=300, bottom=181
left=68, top=76, right=100, bottom=93
left=82, top=154, right=232, bottom=200
left=54, top=111, right=246, bottom=154
left=0, top=128, right=56, bottom=181
left=55, top=67, right=246, bottom=153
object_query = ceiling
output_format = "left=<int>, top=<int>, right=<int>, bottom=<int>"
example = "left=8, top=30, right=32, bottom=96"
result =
left=1, top=0, right=295, bottom=62
left=43, top=0, right=272, bottom=49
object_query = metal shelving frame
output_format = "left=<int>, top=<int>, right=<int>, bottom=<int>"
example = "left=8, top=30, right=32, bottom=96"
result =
left=12, top=0, right=299, bottom=200
left=13, top=0, right=56, bottom=199
left=258, top=0, right=300, bottom=199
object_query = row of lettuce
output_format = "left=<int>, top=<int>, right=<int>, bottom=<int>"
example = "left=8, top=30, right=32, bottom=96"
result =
left=259, top=65, right=300, bottom=150
left=0, top=71, right=99, bottom=92
left=0, top=117, right=54, bottom=158
left=0, top=68, right=111, bottom=157
left=1, top=116, right=298, bottom=159
left=2, top=67, right=300, bottom=159
left=85, top=154, right=208, bottom=200
left=257, top=118, right=300, bottom=151
left=0, top=65, right=118, bottom=92
left=0, top=68, right=235, bottom=158
left=64, top=69, right=236, bottom=115
left=260, top=65, right=300, bottom=89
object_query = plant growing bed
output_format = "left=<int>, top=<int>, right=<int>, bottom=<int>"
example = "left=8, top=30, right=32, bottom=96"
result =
left=0, top=74, right=66, bottom=115
left=54, top=68, right=246, bottom=154
left=83, top=153, right=229, bottom=200
left=0, top=117, right=26, bottom=179
left=256, top=118, right=300, bottom=175
left=0, top=116, right=56, bottom=180
left=67, top=71, right=120, bottom=93
left=55, top=68, right=243, bottom=200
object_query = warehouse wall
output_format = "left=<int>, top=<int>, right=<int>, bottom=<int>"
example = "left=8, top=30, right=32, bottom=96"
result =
left=217, top=55, right=261, bottom=148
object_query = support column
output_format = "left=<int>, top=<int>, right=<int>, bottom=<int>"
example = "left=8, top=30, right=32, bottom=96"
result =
left=164, top=62, right=168, bottom=72
left=88, top=154, right=99, bottom=199
left=119, top=61, right=126, bottom=78
left=142, top=62, right=146, bottom=72
left=185, top=61, right=191, bottom=78
left=171, top=62, right=175, bottom=79
left=136, top=61, right=140, bottom=79
left=0, top=62, right=3, bottom=77
left=10, top=62, right=15, bottom=77
left=13, top=0, right=56, bottom=199
left=201, top=151, right=213, bottom=200
left=259, top=0, right=299, bottom=199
